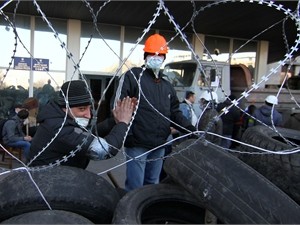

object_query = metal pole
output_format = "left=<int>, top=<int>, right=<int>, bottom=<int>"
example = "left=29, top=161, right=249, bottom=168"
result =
left=28, top=16, right=35, bottom=97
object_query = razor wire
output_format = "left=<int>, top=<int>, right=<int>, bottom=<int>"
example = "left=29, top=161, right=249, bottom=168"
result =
left=0, top=0, right=299, bottom=168
left=0, top=0, right=298, bottom=165
left=0, top=0, right=300, bottom=203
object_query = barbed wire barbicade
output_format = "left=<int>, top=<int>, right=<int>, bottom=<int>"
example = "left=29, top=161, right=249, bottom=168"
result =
left=0, top=0, right=299, bottom=174
left=115, top=0, right=300, bottom=168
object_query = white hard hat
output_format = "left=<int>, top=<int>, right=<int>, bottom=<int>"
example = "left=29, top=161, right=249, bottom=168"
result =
left=265, top=95, right=278, bottom=105
left=199, top=90, right=218, bottom=103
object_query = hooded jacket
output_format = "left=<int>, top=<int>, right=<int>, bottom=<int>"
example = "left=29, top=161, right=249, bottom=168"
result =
left=29, top=100, right=128, bottom=169
left=117, top=67, right=195, bottom=149
left=2, top=115, right=26, bottom=145
left=253, top=105, right=283, bottom=126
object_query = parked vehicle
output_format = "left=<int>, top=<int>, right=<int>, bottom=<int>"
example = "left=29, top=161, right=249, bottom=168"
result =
left=163, top=60, right=300, bottom=118
left=163, top=60, right=230, bottom=116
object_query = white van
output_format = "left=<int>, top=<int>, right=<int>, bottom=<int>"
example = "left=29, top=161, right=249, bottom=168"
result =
left=163, top=60, right=231, bottom=116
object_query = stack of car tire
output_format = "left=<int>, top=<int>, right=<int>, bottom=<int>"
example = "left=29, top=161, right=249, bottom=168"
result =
left=0, top=166, right=119, bottom=224
left=113, top=138, right=300, bottom=224
left=237, top=126, right=300, bottom=206
left=0, top=135, right=300, bottom=224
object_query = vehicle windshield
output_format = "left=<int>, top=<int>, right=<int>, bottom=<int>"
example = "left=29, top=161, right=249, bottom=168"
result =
left=163, top=62, right=196, bottom=87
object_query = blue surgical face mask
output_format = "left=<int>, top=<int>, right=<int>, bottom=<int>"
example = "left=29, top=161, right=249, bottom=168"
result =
left=146, top=55, right=164, bottom=70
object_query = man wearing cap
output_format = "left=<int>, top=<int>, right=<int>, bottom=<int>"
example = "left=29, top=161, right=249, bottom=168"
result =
left=28, top=80, right=136, bottom=169
left=253, top=95, right=283, bottom=126
left=115, top=34, right=196, bottom=191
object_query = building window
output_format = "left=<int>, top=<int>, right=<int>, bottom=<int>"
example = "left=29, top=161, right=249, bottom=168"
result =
left=203, top=36, right=230, bottom=62
left=80, top=22, right=121, bottom=74
left=0, top=14, right=31, bottom=118
left=232, top=39, right=257, bottom=80
left=33, top=17, right=67, bottom=109
left=0, top=14, right=31, bottom=87
left=159, top=30, right=193, bottom=65
left=204, top=36, right=257, bottom=81
left=35, top=17, right=67, bottom=71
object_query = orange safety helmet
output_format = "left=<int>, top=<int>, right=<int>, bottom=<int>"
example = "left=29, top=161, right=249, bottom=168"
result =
left=143, top=34, right=168, bottom=54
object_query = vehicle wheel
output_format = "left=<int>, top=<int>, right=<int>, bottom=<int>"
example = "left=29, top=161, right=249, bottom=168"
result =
left=0, top=166, right=119, bottom=223
left=1, top=210, right=93, bottom=224
left=164, top=139, right=300, bottom=224
left=112, top=183, right=213, bottom=224
left=238, top=125, right=300, bottom=204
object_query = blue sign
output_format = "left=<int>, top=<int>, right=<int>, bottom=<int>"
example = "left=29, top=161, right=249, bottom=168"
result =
left=14, top=57, right=49, bottom=71
left=14, top=57, right=31, bottom=70
left=32, top=58, right=49, bottom=71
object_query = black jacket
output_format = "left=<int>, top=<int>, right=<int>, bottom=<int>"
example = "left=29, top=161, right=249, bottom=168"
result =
left=2, top=115, right=25, bottom=145
left=217, top=99, right=240, bottom=135
left=29, top=100, right=127, bottom=169
left=253, top=105, right=283, bottom=126
left=117, top=67, right=195, bottom=149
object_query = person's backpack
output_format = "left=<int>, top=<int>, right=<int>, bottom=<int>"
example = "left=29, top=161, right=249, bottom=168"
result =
left=0, top=119, right=9, bottom=142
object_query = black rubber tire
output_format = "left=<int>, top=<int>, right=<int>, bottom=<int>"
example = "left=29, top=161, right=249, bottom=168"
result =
left=0, top=166, right=119, bottom=224
left=164, top=139, right=300, bottom=224
left=1, top=210, right=93, bottom=224
left=116, top=187, right=127, bottom=199
left=238, top=125, right=300, bottom=204
left=160, top=175, right=176, bottom=185
left=112, top=183, right=210, bottom=224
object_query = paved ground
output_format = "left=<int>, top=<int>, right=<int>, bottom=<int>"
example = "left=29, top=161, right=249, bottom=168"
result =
left=86, top=152, right=127, bottom=189
left=1, top=151, right=127, bottom=189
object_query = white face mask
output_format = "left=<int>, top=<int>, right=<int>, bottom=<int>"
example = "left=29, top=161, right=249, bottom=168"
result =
left=146, top=55, right=164, bottom=70
left=75, top=117, right=90, bottom=128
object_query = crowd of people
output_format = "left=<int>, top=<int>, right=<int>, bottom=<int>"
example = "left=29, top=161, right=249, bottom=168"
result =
left=0, top=33, right=291, bottom=193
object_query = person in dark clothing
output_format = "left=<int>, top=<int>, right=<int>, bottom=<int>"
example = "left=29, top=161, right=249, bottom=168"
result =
left=8, top=103, right=24, bottom=119
left=217, top=94, right=240, bottom=148
left=283, top=110, right=300, bottom=131
left=241, top=104, right=257, bottom=132
left=115, top=34, right=196, bottom=191
left=42, top=79, right=55, bottom=94
left=28, top=80, right=136, bottom=169
left=39, top=79, right=57, bottom=107
left=253, top=95, right=283, bottom=126
left=2, top=109, right=32, bottom=160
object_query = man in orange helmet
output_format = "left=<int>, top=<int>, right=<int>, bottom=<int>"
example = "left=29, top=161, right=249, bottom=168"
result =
left=115, top=34, right=196, bottom=191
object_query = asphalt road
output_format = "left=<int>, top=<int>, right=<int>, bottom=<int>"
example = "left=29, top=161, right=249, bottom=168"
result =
left=2, top=151, right=127, bottom=189
left=86, top=151, right=127, bottom=189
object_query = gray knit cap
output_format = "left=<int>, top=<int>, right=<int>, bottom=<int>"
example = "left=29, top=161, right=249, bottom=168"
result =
left=58, top=80, right=91, bottom=107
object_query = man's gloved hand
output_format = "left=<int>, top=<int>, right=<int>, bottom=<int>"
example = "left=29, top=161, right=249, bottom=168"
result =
left=87, top=137, right=118, bottom=160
